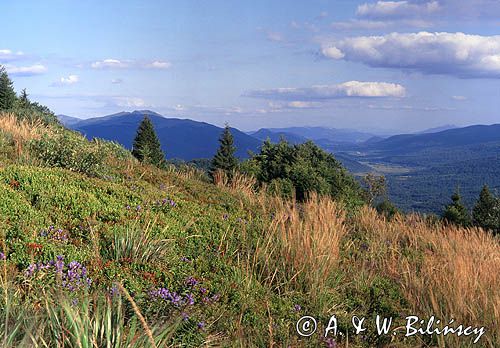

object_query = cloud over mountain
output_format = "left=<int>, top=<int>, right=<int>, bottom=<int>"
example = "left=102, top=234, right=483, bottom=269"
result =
left=321, top=32, right=500, bottom=78
left=245, top=81, right=406, bottom=101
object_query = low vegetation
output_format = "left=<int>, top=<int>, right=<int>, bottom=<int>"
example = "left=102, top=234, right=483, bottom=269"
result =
left=0, top=69, right=499, bottom=347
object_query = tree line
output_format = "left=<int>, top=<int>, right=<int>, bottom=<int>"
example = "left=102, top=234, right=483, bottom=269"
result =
left=132, top=115, right=499, bottom=235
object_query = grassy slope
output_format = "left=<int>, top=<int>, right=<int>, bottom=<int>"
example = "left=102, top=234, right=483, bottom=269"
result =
left=0, top=113, right=499, bottom=347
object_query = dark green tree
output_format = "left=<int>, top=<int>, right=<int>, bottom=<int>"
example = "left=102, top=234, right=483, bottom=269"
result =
left=209, top=124, right=238, bottom=179
left=0, top=66, right=17, bottom=110
left=242, top=139, right=365, bottom=205
left=442, top=188, right=471, bottom=227
left=19, top=88, right=30, bottom=108
left=132, top=115, right=165, bottom=167
left=472, top=185, right=500, bottom=233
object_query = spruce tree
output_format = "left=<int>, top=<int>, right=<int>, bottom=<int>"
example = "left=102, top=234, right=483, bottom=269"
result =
left=19, top=88, right=30, bottom=108
left=472, top=185, right=500, bottom=233
left=0, top=66, right=17, bottom=110
left=442, top=188, right=471, bottom=227
left=210, top=124, right=238, bottom=179
left=132, top=115, right=165, bottom=167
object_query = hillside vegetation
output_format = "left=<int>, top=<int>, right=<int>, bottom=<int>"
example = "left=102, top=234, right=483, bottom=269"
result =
left=0, top=110, right=499, bottom=348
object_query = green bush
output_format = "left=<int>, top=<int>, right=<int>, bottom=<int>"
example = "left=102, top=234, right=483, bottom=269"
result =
left=29, top=130, right=133, bottom=178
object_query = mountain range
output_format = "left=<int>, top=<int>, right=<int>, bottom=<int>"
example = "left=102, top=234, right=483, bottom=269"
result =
left=63, top=110, right=261, bottom=160
left=59, top=111, right=500, bottom=213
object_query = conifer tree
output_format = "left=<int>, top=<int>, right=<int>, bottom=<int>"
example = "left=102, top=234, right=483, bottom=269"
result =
left=0, top=66, right=17, bottom=110
left=472, top=185, right=500, bottom=233
left=132, top=115, right=165, bottom=167
left=210, top=124, right=238, bottom=179
left=442, top=188, right=471, bottom=227
left=19, top=88, right=30, bottom=108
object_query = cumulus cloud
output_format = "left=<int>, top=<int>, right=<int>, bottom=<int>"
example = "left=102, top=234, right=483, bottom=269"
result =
left=52, top=74, right=79, bottom=86
left=91, top=59, right=130, bottom=69
left=356, top=1, right=440, bottom=19
left=5, top=64, right=47, bottom=76
left=245, top=81, right=406, bottom=101
left=355, top=0, right=500, bottom=20
left=321, top=32, right=500, bottom=78
left=0, top=49, right=24, bottom=62
left=91, top=59, right=171, bottom=70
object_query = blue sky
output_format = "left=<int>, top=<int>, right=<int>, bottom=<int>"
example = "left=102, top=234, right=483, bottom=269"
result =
left=1, top=0, right=500, bottom=132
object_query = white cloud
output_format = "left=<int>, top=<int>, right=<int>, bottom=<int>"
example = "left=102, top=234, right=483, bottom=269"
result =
left=146, top=60, right=172, bottom=69
left=452, top=95, right=467, bottom=101
left=111, top=78, right=123, bottom=84
left=91, top=59, right=172, bottom=70
left=245, top=81, right=406, bottom=101
left=0, top=49, right=24, bottom=62
left=5, top=64, right=47, bottom=76
left=56, top=74, right=79, bottom=86
left=321, top=32, right=500, bottom=78
left=91, top=59, right=129, bottom=69
left=356, top=1, right=440, bottom=19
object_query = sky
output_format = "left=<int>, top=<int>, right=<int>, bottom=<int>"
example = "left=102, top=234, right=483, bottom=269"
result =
left=1, top=0, right=500, bottom=133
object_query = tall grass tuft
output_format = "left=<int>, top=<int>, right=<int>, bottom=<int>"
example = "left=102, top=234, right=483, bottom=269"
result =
left=353, top=206, right=500, bottom=347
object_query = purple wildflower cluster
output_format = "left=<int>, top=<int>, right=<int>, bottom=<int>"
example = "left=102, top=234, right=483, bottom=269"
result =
left=24, top=255, right=92, bottom=292
left=0, top=252, right=5, bottom=260
left=148, top=288, right=192, bottom=307
left=39, top=226, right=69, bottom=241
left=149, top=277, right=221, bottom=308
left=153, top=197, right=176, bottom=208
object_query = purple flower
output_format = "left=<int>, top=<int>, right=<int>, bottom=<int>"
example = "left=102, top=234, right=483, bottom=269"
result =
left=185, top=276, right=198, bottom=287
left=136, top=205, right=141, bottom=211
left=181, top=312, right=189, bottom=321
left=0, top=252, right=5, bottom=260
left=322, top=337, right=337, bottom=348
left=185, top=293, right=195, bottom=305
left=294, top=304, right=301, bottom=312
left=109, top=285, right=119, bottom=297
left=180, top=256, right=190, bottom=263
left=222, top=214, right=228, bottom=220
left=197, top=321, right=205, bottom=330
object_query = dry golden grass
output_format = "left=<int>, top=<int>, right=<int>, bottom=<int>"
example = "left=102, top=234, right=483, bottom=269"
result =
left=353, top=206, right=500, bottom=347
left=251, top=193, right=348, bottom=297
left=0, top=112, right=49, bottom=158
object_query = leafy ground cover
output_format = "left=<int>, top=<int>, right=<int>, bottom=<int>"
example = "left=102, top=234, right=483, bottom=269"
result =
left=0, top=112, right=498, bottom=347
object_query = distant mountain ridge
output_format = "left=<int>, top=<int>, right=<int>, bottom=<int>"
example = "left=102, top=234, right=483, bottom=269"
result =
left=66, top=110, right=261, bottom=160
left=255, top=126, right=377, bottom=144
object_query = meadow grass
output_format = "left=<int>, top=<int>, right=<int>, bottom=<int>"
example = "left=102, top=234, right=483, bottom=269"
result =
left=0, top=114, right=498, bottom=347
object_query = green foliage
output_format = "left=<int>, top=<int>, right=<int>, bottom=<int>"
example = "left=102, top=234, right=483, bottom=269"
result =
left=30, top=130, right=132, bottom=178
left=244, top=139, right=366, bottom=205
left=0, top=65, right=17, bottom=110
left=132, top=115, right=165, bottom=167
left=376, top=199, right=399, bottom=220
left=472, top=185, right=500, bottom=234
left=30, top=131, right=105, bottom=177
left=442, top=188, right=471, bottom=227
left=209, top=124, right=238, bottom=179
